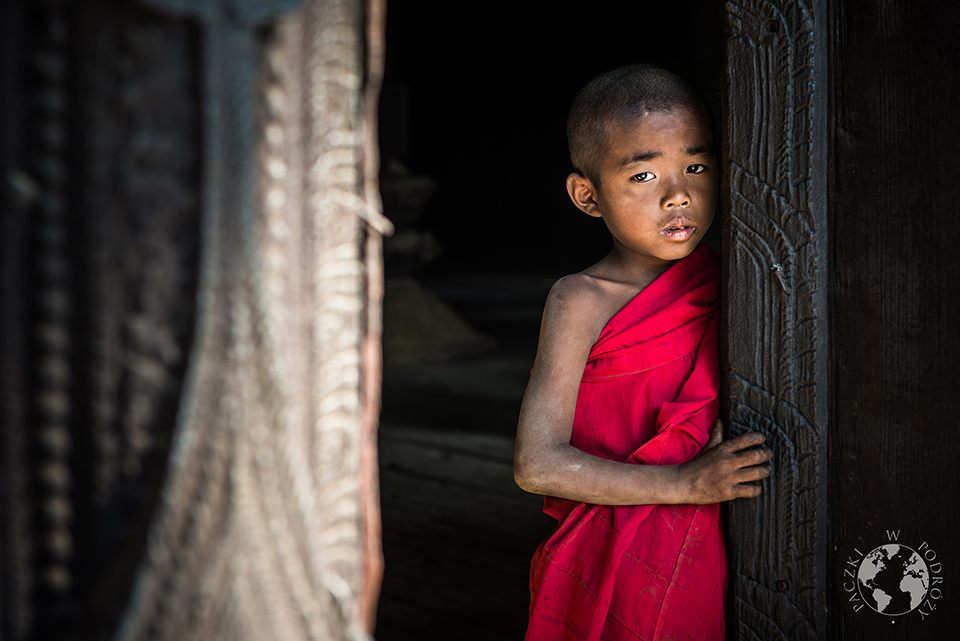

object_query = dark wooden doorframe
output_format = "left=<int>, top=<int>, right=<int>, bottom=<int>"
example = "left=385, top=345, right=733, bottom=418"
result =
left=722, top=1, right=959, bottom=639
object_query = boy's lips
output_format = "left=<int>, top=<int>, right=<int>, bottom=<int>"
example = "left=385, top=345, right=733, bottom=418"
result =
left=660, top=218, right=697, bottom=241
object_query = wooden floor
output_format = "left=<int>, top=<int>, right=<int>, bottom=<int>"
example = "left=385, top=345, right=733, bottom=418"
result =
left=374, top=424, right=554, bottom=641
left=373, top=272, right=554, bottom=639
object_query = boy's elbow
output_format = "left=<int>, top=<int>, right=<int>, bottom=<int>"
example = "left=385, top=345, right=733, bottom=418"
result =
left=513, top=460, right=535, bottom=493
left=513, top=449, right=548, bottom=495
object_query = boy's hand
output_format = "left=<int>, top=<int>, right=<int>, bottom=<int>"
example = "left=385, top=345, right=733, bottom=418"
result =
left=677, top=419, right=772, bottom=504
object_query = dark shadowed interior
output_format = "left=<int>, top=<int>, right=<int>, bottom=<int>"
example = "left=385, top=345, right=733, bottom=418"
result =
left=374, top=3, right=721, bottom=639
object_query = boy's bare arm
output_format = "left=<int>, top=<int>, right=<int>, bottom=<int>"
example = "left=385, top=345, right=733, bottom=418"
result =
left=513, top=277, right=771, bottom=506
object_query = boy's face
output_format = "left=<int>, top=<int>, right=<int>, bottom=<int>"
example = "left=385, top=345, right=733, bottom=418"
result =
left=569, top=108, right=717, bottom=266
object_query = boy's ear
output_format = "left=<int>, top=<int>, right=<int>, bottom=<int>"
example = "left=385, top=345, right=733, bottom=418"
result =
left=566, top=172, right=602, bottom=218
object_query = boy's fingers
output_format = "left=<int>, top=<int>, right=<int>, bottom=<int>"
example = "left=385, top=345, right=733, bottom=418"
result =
left=706, top=419, right=723, bottom=448
left=735, top=483, right=763, bottom=499
left=725, top=431, right=766, bottom=450
left=737, top=462, right=772, bottom=483
left=744, top=447, right=773, bottom=466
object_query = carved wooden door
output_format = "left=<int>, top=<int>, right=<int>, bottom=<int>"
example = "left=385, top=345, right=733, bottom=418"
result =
left=722, top=0, right=959, bottom=639
left=0, top=1, right=386, bottom=640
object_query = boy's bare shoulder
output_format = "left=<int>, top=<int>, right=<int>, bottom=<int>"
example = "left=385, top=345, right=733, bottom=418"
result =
left=549, top=272, right=604, bottom=303
left=541, top=272, right=628, bottom=345
left=547, top=272, right=607, bottom=314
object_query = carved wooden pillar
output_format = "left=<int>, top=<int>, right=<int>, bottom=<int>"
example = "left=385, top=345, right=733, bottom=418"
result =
left=721, top=0, right=829, bottom=638
left=0, top=0, right=387, bottom=639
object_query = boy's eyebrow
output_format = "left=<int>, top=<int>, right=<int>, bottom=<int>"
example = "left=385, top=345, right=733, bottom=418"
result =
left=686, top=144, right=713, bottom=156
left=619, top=144, right=714, bottom=169
left=619, top=151, right=662, bottom=168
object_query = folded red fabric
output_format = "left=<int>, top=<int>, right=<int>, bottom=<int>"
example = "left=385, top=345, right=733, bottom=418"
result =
left=526, top=245, right=725, bottom=641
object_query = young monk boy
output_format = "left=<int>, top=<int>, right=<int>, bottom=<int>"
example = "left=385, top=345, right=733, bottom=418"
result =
left=513, top=64, right=773, bottom=640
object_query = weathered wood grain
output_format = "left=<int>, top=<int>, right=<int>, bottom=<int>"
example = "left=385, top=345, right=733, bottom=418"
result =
left=829, top=0, right=960, bottom=637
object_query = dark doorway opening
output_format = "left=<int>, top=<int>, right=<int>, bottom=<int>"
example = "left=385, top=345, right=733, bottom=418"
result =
left=374, top=3, right=721, bottom=639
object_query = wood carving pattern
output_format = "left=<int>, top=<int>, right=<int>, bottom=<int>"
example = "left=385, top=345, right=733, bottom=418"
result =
left=71, top=7, right=202, bottom=611
left=2, top=1, right=382, bottom=639
left=3, top=4, right=206, bottom=638
left=108, top=1, right=381, bottom=640
left=2, top=3, right=76, bottom=637
left=87, top=15, right=200, bottom=501
left=28, top=1, right=74, bottom=624
left=723, top=0, right=828, bottom=639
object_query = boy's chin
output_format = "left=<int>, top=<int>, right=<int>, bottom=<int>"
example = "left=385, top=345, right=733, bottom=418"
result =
left=653, top=239, right=703, bottom=261
left=616, top=242, right=701, bottom=265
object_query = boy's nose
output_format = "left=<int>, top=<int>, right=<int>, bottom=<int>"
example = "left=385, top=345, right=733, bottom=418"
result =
left=660, top=171, right=692, bottom=208
left=661, top=185, right=691, bottom=209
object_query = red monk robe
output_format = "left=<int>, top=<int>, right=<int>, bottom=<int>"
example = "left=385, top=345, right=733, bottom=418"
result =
left=525, top=245, right=725, bottom=641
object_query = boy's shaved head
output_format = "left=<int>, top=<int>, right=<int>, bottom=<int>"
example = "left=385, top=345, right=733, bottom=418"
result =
left=567, top=64, right=714, bottom=184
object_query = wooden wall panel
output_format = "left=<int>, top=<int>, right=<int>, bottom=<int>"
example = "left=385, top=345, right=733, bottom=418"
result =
left=829, top=0, right=960, bottom=638
left=721, top=0, right=829, bottom=638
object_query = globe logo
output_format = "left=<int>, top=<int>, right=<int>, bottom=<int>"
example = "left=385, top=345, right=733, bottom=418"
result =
left=857, top=544, right=929, bottom=615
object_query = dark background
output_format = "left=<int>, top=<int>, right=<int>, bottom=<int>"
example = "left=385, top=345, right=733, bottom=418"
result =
left=374, top=3, right=723, bottom=639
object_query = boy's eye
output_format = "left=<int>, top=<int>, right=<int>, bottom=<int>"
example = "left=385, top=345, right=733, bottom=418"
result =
left=632, top=172, right=655, bottom=183
left=687, top=164, right=708, bottom=174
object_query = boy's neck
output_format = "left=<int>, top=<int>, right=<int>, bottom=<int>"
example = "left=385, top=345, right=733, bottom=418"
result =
left=599, top=242, right=680, bottom=288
